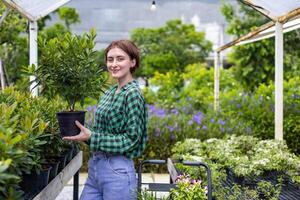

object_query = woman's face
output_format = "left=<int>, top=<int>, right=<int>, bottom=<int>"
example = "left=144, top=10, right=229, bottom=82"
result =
left=106, top=47, right=135, bottom=80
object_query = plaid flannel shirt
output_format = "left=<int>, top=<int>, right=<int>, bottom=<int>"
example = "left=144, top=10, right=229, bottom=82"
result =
left=89, top=80, right=148, bottom=159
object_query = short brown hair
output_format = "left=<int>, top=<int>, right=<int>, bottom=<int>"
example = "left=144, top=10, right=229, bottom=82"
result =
left=104, top=40, right=140, bottom=73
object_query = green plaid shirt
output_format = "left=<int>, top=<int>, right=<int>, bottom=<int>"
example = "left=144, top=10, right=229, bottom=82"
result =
left=89, top=80, right=148, bottom=158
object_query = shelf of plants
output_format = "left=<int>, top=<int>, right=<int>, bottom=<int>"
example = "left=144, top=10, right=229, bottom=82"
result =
left=33, top=151, right=82, bottom=200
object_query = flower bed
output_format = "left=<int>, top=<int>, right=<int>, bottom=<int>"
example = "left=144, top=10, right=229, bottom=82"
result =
left=171, top=135, right=300, bottom=199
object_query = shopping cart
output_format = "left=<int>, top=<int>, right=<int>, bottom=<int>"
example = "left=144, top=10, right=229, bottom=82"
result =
left=137, top=159, right=212, bottom=200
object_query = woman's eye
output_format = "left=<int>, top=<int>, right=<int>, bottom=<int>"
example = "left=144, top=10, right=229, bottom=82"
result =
left=117, top=57, right=124, bottom=62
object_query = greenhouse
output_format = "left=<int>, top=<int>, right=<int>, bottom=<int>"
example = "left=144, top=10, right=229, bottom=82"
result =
left=0, top=0, right=300, bottom=199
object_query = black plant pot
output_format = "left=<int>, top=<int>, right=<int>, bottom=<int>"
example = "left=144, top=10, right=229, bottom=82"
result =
left=72, top=144, right=80, bottom=158
left=65, top=148, right=73, bottom=164
left=21, top=166, right=52, bottom=196
left=56, top=155, right=67, bottom=173
left=45, top=161, right=60, bottom=182
left=47, top=155, right=67, bottom=174
left=57, top=111, right=86, bottom=137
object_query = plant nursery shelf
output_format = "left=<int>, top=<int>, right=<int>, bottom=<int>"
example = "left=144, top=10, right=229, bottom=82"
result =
left=33, top=151, right=83, bottom=200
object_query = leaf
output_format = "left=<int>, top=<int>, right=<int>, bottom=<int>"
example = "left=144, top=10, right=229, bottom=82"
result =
left=8, top=135, right=22, bottom=146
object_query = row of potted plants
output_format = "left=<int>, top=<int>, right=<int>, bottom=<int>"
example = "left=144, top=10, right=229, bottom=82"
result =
left=171, top=135, right=300, bottom=199
left=0, top=88, right=79, bottom=199
left=1, top=29, right=110, bottom=199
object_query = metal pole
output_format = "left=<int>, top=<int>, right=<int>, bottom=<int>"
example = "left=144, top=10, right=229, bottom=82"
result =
left=0, top=59, right=5, bottom=92
left=275, top=21, right=283, bottom=140
left=29, top=21, right=38, bottom=96
left=214, top=50, right=220, bottom=111
left=219, top=24, right=224, bottom=69
left=73, top=170, right=79, bottom=200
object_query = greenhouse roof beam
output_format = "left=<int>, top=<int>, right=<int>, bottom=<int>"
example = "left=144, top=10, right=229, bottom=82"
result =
left=240, top=0, right=300, bottom=21
left=2, top=0, right=71, bottom=21
left=215, top=0, right=300, bottom=141
left=216, top=7, right=300, bottom=52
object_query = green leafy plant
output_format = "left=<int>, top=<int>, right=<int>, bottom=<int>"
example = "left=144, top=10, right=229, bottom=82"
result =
left=0, top=159, right=23, bottom=200
left=0, top=87, right=73, bottom=195
left=137, top=189, right=169, bottom=200
left=24, top=29, right=108, bottom=111
left=171, top=136, right=300, bottom=199
left=256, top=180, right=282, bottom=200
left=169, top=174, right=207, bottom=200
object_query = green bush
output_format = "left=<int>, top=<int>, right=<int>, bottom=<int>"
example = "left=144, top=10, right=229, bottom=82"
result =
left=219, top=76, right=300, bottom=154
left=142, top=64, right=300, bottom=163
left=172, top=136, right=299, bottom=199
left=23, top=29, right=108, bottom=111
left=0, top=87, right=68, bottom=198
left=0, top=159, right=23, bottom=199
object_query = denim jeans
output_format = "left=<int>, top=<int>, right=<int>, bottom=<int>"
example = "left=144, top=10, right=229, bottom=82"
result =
left=80, top=153, right=137, bottom=200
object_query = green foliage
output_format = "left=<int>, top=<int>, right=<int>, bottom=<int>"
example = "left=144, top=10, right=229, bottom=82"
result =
left=95, top=49, right=106, bottom=69
left=0, top=3, right=82, bottom=87
left=0, top=159, right=23, bottom=200
left=144, top=63, right=241, bottom=111
left=219, top=76, right=300, bottom=154
left=214, top=182, right=282, bottom=200
left=149, top=71, right=183, bottom=107
left=0, top=2, right=28, bottom=84
left=221, top=2, right=300, bottom=91
left=0, top=87, right=69, bottom=196
left=0, top=3, right=27, bottom=45
left=228, top=41, right=275, bottom=91
left=23, top=30, right=109, bottom=111
left=172, top=136, right=296, bottom=199
left=140, top=64, right=300, bottom=176
left=137, top=189, right=169, bottom=200
left=131, top=19, right=212, bottom=77
left=57, top=7, right=80, bottom=29
left=169, top=174, right=207, bottom=200
left=38, top=23, right=70, bottom=41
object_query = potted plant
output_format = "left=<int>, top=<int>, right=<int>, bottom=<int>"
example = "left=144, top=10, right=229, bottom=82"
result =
left=24, top=29, right=108, bottom=136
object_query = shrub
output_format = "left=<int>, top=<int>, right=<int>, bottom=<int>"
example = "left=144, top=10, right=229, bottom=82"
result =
left=0, top=87, right=68, bottom=196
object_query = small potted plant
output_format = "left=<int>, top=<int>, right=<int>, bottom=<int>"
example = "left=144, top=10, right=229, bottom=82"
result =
left=24, top=29, right=108, bottom=136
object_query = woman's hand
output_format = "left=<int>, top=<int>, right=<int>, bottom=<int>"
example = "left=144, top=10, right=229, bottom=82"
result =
left=63, top=120, right=91, bottom=142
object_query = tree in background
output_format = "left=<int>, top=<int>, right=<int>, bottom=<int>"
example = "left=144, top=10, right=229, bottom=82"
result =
left=221, top=2, right=300, bottom=91
left=0, top=2, right=27, bottom=85
left=57, top=7, right=80, bottom=29
left=131, top=19, right=212, bottom=78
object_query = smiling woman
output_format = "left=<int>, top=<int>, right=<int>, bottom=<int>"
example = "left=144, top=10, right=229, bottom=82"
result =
left=63, top=40, right=147, bottom=200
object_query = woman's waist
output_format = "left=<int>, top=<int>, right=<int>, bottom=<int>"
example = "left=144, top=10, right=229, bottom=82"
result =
left=92, top=151, right=128, bottom=159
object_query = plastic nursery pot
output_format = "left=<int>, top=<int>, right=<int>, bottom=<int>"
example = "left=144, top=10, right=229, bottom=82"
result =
left=44, top=161, right=60, bottom=182
left=20, top=166, right=52, bottom=195
left=72, top=144, right=80, bottom=158
left=56, top=111, right=86, bottom=137
left=47, top=155, right=67, bottom=174
left=65, top=148, right=74, bottom=164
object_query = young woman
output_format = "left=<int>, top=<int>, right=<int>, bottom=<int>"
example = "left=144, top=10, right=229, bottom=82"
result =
left=63, top=40, right=148, bottom=200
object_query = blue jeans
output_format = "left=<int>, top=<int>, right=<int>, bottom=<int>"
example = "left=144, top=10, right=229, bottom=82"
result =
left=80, top=153, right=137, bottom=200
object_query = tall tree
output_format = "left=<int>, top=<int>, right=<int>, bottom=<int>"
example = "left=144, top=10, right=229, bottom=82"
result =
left=221, top=2, right=300, bottom=91
left=131, top=19, right=212, bottom=77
